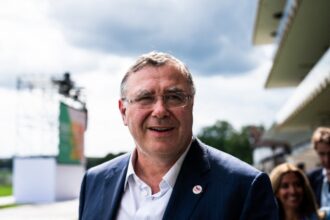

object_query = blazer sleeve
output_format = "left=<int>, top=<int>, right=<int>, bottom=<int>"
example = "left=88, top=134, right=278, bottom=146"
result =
left=240, top=172, right=279, bottom=220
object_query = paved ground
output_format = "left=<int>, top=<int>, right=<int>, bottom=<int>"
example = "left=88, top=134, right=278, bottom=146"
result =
left=0, top=197, right=78, bottom=220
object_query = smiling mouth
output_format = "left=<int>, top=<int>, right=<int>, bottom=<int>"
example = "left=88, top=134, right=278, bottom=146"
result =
left=287, top=196, right=301, bottom=203
left=149, top=127, right=174, bottom=132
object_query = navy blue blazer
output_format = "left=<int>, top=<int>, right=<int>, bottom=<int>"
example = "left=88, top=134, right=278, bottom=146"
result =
left=79, top=139, right=278, bottom=220
left=308, top=168, right=323, bottom=206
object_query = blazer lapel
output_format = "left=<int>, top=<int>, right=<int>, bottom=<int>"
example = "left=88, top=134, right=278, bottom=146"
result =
left=316, top=170, right=324, bottom=205
left=163, top=139, right=210, bottom=220
left=102, top=156, right=129, bottom=220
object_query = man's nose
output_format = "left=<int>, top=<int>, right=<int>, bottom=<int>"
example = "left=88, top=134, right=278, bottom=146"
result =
left=151, top=98, right=169, bottom=118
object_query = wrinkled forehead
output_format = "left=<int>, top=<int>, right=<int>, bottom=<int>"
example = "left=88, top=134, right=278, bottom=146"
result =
left=124, top=64, right=191, bottom=95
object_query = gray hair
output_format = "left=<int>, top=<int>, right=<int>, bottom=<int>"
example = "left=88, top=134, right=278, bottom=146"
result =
left=120, top=51, right=196, bottom=97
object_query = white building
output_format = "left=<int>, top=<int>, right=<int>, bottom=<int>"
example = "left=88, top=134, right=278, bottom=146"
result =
left=252, top=0, right=330, bottom=172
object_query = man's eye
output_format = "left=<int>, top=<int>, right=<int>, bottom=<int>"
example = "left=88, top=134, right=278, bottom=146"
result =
left=166, top=94, right=184, bottom=102
left=136, top=96, right=154, bottom=103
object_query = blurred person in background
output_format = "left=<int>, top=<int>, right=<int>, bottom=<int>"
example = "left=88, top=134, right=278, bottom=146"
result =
left=308, top=127, right=330, bottom=215
left=78, top=51, right=278, bottom=220
left=270, top=163, right=327, bottom=220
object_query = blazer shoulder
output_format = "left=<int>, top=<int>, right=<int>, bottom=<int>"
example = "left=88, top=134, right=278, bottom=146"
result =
left=203, top=142, right=261, bottom=178
left=308, top=167, right=322, bottom=175
left=307, top=167, right=323, bottom=180
left=190, top=139, right=262, bottom=186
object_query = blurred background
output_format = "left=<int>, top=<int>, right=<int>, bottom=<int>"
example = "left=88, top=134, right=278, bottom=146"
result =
left=0, top=0, right=329, bottom=219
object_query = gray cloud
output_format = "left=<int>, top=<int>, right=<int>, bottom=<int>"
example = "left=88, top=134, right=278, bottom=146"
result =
left=49, top=0, right=258, bottom=75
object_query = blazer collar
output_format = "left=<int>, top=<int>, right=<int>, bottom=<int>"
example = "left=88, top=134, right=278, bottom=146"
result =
left=162, top=138, right=211, bottom=220
left=99, top=139, right=211, bottom=220
left=102, top=155, right=130, bottom=220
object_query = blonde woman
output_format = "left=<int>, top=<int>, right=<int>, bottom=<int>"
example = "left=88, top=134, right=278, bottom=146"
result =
left=270, top=163, right=326, bottom=220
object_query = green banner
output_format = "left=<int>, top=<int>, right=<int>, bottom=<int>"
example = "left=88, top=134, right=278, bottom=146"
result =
left=57, top=102, right=86, bottom=164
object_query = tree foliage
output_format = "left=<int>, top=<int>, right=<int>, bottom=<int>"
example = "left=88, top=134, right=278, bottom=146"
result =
left=197, top=120, right=253, bottom=164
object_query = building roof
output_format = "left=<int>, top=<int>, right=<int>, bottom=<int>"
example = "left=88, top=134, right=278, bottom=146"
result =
left=253, top=0, right=330, bottom=145
left=252, top=0, right=286, bottom=45
left=263, top=52, right=330, bottom=143
left=264, top=0, right=330, bottom=88
left=276, top=70, right=330, bottom=129
left=262, top=124, right=312, bottom=147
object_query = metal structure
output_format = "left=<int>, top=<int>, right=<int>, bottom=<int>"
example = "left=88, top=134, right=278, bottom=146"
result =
left=15, top=74, right=59, bottom=156
left=14, top=72, right=87, bottom=203
left=15, top=73, right=87, bottom=157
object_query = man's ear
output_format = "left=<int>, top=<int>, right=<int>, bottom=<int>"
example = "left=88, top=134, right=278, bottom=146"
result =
left=118, top=99, right=128, bottom=126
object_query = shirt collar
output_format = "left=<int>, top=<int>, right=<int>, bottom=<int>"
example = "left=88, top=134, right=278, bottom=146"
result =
left=124, top=150, right=137, bottom=189
left=162, top=139, right=192, bottom=188
left=124, top=137, right=193, bottom=189
left=323, top=168, right=329, bottom=182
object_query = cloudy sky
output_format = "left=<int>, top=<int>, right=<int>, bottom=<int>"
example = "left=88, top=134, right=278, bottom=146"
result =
left=0, top=0, right=293, bottom=158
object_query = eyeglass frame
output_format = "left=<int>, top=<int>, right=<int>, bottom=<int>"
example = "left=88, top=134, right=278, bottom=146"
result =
left=121, top=92, right=193, bottom=109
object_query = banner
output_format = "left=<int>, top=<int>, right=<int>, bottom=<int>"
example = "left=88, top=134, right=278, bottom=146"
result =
left=57, top=102, right=87, bottom=164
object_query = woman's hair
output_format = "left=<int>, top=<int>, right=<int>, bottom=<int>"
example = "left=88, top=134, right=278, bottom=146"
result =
left=269, top=163, right=320, bottom=219
left=312, top=127, right=330, bottom=149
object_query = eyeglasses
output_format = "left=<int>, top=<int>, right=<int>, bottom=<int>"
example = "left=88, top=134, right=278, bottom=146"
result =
left=122, top=92, right=192, bottom=109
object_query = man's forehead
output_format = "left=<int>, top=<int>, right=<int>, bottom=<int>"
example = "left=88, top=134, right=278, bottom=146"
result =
left=133, top=86, right=185, bottom=95
left=126, top=70, right=188, bottom=90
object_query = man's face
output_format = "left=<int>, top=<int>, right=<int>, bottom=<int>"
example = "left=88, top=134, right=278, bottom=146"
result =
left=119, top=64, right=194, bottom=162
left=315, top=142, right=330, bottom=172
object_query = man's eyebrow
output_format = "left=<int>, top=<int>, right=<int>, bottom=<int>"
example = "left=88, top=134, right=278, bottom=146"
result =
left=165, top=87, right=185, bottom=93
left=134, top=90, right=153, bottom=97
left=132, top=88, right=185, bottom=97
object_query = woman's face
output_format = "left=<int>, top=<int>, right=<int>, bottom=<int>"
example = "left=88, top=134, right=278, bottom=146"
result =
left=276, top=172, right=304, bottom=210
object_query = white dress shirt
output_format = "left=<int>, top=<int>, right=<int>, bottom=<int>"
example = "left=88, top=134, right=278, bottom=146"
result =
left=321, top=169, right=330, bottom=214
left=116, top=141, right=192, bottom=220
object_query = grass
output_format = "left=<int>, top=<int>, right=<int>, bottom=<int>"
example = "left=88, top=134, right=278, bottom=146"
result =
left=0, top=204, right=17, bottom=209
left=0, top=185, right=12, bottom=197
left=0, top=185, right=16, bottom=210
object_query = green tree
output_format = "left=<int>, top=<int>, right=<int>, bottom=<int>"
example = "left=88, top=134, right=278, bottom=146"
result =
left=197, top=120, right=253, bottom=164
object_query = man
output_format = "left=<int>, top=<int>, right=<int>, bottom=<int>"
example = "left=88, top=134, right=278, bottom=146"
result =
left=308, top=127, right=330, bottom=211
left=79, top=51, right=278, bottom=220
